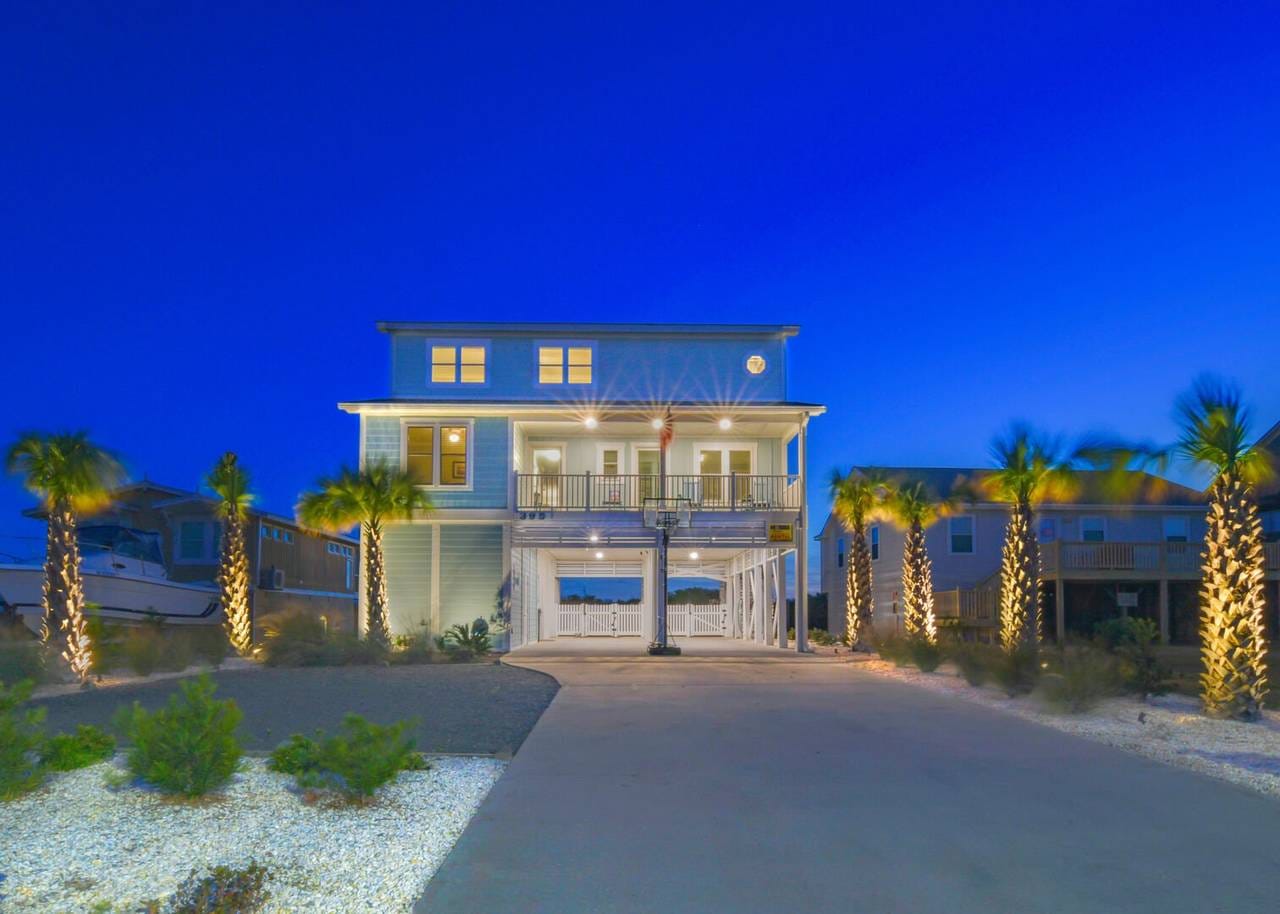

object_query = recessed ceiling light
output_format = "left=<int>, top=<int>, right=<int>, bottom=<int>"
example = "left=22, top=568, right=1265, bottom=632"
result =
left=718, top=417, right=732, bottom=431
left=594, top=551, right=604, bottom=560
left=689, top=551, right=700, bottom=560
left=651, top=417, right=664, bottom=430
left=584, top=416, right=598, bottom=429
left=589, top=533, right=599, bottom=543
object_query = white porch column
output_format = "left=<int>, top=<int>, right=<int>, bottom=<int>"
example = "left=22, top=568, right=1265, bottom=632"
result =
left=762, top=559, right=775, bottom=646
left=752, top=563, right=765, bottom=644
left=642, top=548, right=657, bottom=643
left=795, top=412, right=810, bottom=652
left=774, top=551, right=787, bottom=649
left=727, top=571, right=739, bottom=639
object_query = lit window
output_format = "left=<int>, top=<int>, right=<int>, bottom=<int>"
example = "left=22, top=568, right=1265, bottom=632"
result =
left=870, top=525, right=880, bottom=561
left=406, top=425, right=436, bottom=485
left=538, top=344, right=593, bottom=384
left=601, top=448, right=620, bottom=476
left=405, top=422, right=470, bottom=488
left=431, top=343, right=487, bottom=384
left=1163, top=516, right=1189, bottom=543
left=1081, top=516, right=1106, bottom=542
left=949, top=516, right=974, bottom=554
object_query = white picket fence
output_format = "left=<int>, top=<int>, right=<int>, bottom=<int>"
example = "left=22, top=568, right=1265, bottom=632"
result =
left=556, top=603, right=727, bottom=637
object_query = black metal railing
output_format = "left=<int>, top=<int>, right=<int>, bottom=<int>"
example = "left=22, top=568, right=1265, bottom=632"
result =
left=514, top=473, right=801, bottom=512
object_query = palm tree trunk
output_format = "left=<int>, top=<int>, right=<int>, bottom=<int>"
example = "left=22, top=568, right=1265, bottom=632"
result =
left=218, top=510, right=254, bottom=657
left=363, top=520, right=390, bottom=646
left=845, top=526, right=875, bottom=649
left=901, top=520, right=937, bottom=644
left=1199, top=472, right=1269, bottom=719
left=43, top=500, right=92, bottom=682
left=999, top=499, right=1040, bottom=652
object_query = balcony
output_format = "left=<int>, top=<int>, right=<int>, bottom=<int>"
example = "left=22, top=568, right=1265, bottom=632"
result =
left=1040, top=540, right=1280, bottom=579
left=514, top=473, right=802, bottom=512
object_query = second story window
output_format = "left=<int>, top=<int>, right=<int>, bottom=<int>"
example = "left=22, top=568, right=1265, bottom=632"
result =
left=869, top=525, right=880, bottom=561
left=538, top=344, right=593, bottom=385
left=949, top=516, right=975, bottom=554
left=431, top=344, right=487, bottom=384
left=405, top=422, right=471, bottom=488
left=1163, top=516, right=1189, bottom=543
left=836, top=537, right=845, bottom=568
left=1081, top=516, right=1106, bottom=542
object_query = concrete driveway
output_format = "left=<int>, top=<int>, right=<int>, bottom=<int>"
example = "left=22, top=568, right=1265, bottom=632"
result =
left=416, top=654, right=1280, bottom=913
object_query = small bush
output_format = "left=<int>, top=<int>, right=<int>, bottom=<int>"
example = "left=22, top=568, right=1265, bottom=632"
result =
left=40, top=724, right=115, bottom=771
left=1, top=679, right=46, bottom=800
left=875, top=634, right=913, bottom=667
left=263, top=614, right=386, bottom=667
left=0, top=642, right=49, bottom=686
left=1094, top=616, right=1170, bottom=699
left=123, top=623, right=164, bottom=677
left=269, top=714, right=428, bottom=801
left=908, top=639, right=942, bottom=672
left=188, top=626, right=229, bottom=669
left=990, top=644, right=1041, bottom=697
left=1038, top=646, right=1121, bottom=713
left=436, top=622, right=491, bottom=659
left=114, top=675, right=243, bottom=796
left=161, top=861, right=270, bottom=914
left=948, top=643, right=993, bottom=686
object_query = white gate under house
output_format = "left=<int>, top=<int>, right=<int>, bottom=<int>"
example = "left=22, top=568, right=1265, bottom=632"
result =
left=558, top=603, right=644, bottom=637
left=668, top=603, right=727, bottom=637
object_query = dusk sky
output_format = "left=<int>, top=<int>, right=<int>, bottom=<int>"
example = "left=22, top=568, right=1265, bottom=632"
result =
left=4, top=3, right=1279, bottom=586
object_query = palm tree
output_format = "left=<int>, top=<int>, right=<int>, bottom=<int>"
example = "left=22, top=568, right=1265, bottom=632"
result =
left=296, top=461, right=431, bottom=646
left=5, top=432, right=124, bottom=682
left=829, top=467, right=888, bottom=649
left=984, top=425, right=1080, bottom=653
left=884, top=480, right=953, bottom=645
left=207, top=453, right=255, bottom=657
left=1174, top=380, right=1272, bottom=719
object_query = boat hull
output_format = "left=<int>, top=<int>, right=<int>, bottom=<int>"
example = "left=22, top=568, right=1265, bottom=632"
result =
left=0, top=565, right=221, bottom=633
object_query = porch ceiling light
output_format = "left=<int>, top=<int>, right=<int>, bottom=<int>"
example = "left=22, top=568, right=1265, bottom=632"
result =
left=594, top=550, right=604, bottom=559
left=447, top=432, right=461, bottom=443
left=651, top=417, right=664, bottom=430
left=584, top=416, right=598, bottom=429
left=589, top=533, right=599, bottom=543
left=689, top=551, right=700, bottom=560
left=718, top=417, right=732, bottom=431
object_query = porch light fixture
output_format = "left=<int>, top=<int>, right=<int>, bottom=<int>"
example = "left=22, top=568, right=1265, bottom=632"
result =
left=584, top=416, right=598, bottom=429
left=651, top=417, right=664, bottom=430
left=594, top=550, right=604, bottom=559
left=718, top=417, right=732, bottom=431
left=589, top=533, right=599, bottom=543
left=689, top=551, right=699, bottom=560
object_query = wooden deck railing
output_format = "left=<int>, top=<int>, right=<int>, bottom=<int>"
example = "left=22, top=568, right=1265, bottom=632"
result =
left=515, top=473, right=802, bottom=512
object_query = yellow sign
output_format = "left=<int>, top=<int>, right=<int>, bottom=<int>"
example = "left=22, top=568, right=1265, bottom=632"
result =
left=767, top=523, right=794, bottom=544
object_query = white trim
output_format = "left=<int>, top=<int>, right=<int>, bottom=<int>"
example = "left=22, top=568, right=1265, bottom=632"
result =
left=400, top=418, right=476, bottom=492
left=341, top=402, right=827, bottom=418
left=947, top=515, right=976, bottom=555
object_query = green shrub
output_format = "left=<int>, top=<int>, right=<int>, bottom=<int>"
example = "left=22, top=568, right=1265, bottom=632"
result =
left=1, top=679, right=46, bottom=799
left=908, top=638, right=942, bottom=672
left=948, top=643, right=993, bottom=686
left=123, top=623, right=164, bottom=677
left=268, top=714, right=428, bottom=801
left=990, top=644, right=1041, bottom=696
left=263, top=613, right=386, bottom=667
left=436, top=622, right=491, bottom=659
left=1094, top=616, right=1170, bottom=699
left=40, top=724, right=115, bottom=771
left=0, top=641, right=49, bottom=686
left=161, top=861, right=270, bottom=914
left=188, top=626, right=230, bottom=669
left=875, top=634, right=913, bottom=667
left=1038, top=646, right=1121, bottom=713
left=114, top=675, right=243, bottom=796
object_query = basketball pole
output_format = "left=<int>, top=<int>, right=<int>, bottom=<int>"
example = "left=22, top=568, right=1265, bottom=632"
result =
left=648, top=410, right=680, bottom=655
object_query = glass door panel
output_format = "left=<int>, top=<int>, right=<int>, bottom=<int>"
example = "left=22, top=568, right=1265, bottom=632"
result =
left=533, top=447, right=563, bottom=506
left=699, top=449, right=724, bottom=505
left=729, top=449, right=753, bottom=504
left=637, top=448, right=659, bottom=504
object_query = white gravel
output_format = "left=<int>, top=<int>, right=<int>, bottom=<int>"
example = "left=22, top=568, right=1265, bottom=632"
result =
left=0, top=755, right=505, bottom=913
left=853, top=656, right=1280, bottom=798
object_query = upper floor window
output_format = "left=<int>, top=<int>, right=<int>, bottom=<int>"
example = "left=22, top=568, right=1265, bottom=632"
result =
left=177, top=521, right=220, bottom=563
left=1080, top=516, right=1106, bottom=542
left=1262, top=511, right=1280, bottom=543
left=949, top=516, right=975, bottom=554
left=538, top=343, right=593, bottom=385
left=869, top=525, right=880, bottom=561
left=431, top=343, right=487, bottom=384
left=405, top=421, right=471, bottom=488
left=836, top=537, right=845, bottom=568
left=1039, top=518, right=1057, bottom=543
left=1163, top=516, right=1190, bottom=543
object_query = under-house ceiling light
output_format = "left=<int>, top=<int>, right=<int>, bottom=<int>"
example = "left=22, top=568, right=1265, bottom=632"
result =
left=594, top=550, right=604, bottom=560
left=589, top=533, right=599, bottom=543
left=718, top=417, right=732, bottom=431
left=689, top=551, right=700, bottom=560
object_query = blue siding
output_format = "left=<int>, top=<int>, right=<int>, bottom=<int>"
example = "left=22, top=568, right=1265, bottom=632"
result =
left=364, top=416, right=510, bottom=509
left=438, top=525, right=504, bottom=630
left=383, top=524, right=432, bottom=637
left=390, top=334, right=788, bottom=403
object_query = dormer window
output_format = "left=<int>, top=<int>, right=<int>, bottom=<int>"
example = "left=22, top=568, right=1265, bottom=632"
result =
left=430, top=342, right=487, bottom=384
left=538, top=343, right=593, bottom=385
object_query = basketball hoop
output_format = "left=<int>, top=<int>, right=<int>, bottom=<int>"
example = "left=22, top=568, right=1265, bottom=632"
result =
left=642, top=496, right=692, bottom=531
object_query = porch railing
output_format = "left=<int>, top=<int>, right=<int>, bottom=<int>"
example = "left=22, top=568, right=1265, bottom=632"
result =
left=515, top=473, right=802, bottom=512
left=1041, top=541, right=1209, bottom=576
left=935, top=588, right=997, bottom=623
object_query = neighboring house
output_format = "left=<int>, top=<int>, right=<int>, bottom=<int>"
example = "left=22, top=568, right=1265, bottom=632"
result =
left=339, top=322, right=823, bottom=650
left=818, top=467, right=1280, bottom=645
left=27, top=482, right=360, bottom=634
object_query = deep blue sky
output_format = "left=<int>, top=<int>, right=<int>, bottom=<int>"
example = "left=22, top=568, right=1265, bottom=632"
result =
left=4, top=3, right=1279, bottom=588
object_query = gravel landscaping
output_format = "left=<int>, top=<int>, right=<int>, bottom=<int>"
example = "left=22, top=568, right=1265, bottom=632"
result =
left=852, top=655, right=1280, bottom=798
left=32, top=663, right=559, bottom=755
left=0, top=754, right=505, bottom=913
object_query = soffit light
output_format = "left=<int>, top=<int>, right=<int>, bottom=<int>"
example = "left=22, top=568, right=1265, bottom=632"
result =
left=584, top=416, right=598, bottom=429
left=689, top=551, right=700, bottom=560
left=651, top=417, right=664, bottom=430
left=589, top=533, right=599, bottom=543
left=718, top=418, right=732, bottom=431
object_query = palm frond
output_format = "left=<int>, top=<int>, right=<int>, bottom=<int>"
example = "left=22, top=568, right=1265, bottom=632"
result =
left=5, top=431, right=125, bottom=511
left=206, top=452, right=254, bottom=519
left=1175, top=376, right=1274, bottom=484
left=296, top=460, right=433, bottom=533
